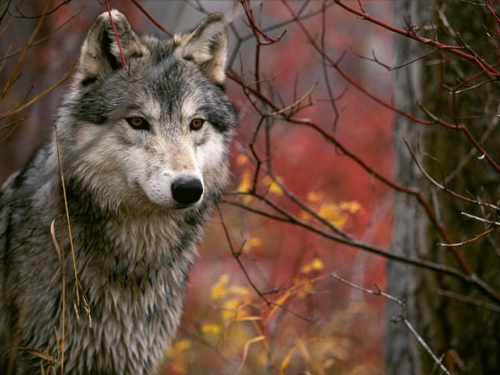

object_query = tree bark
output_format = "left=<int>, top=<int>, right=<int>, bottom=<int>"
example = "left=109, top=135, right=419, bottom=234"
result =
left=388, top=1, right=500, bottom=374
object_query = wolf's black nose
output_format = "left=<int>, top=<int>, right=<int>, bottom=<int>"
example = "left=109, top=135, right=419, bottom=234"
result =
left=171, top=177, right=203, bottom=205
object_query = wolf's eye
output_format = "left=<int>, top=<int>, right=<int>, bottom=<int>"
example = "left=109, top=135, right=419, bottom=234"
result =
left=190, top=118, right=205, bottom=131
left=126, top=117, right=150, bottom=131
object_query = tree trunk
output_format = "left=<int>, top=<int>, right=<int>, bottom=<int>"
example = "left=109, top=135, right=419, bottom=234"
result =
left=387, top=1, right=500, bottom=374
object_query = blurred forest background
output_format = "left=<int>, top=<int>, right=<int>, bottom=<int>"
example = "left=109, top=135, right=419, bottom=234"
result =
left=1, top=1, right=500, bottom=374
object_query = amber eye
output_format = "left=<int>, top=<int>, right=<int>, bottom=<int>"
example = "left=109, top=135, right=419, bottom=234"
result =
left=126, top=117, right=150, bottom=131
left=190, top=118, right=205, bottom=131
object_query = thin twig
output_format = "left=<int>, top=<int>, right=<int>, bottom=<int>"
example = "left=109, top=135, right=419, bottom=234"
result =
left=438, top=227, right=495, bottom=247
left=0, top=63, right=75, bottom=119
left=331, top=274, right=452, bottom=375
left=216, top=204, right=316, bottom=323
left=2, top=0, right=50, bottom=96
left=54, top=126, right=68, bottom=375
left=436, top=288, right=500, bottom=313
left=105, top=1, right=129, bottom=74
left=0, top=5, right=85, bottom=63
left=461, top=212, right=500, bottom=226
left=130, top=0, right=172, bottom=36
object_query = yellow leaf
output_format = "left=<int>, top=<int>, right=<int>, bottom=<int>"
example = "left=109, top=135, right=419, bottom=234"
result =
left=211, top=274, right=229, bottom=300
left=237, top=170, right=252, bottom=193
left=241, top=237, right=262, bottom=254
left=306, top=191, right=324, bottom=203
left=303, top=197, right=362, bottom=228
left=237, top=170, right=253, bottom=203
left=296, top=278, right=314, bottom=299
left=236, top=154, right=250, bottom=166
left=165, top=339, right=191, bottom=357
left=248, top=237, right=262, bottom=247
left=171, top=360, right=188, bottom=374
left=263, top=175, right=284, bottom=195
left=339, top=200, right=362, bottom=213
left=174, top=339, right=191, bottom=352
left=318, top=203, right=348, bottom=227
left=201, top=323, right=221, bottom=335
left=222, top=298, right=248, bottom=321
left=165, top=339, right=192, bottom=375
left=311, top=258, right=324, bottom=270
left=229, top=284, right=251, bottom=296
left=300, top=258, right=324, bottom=274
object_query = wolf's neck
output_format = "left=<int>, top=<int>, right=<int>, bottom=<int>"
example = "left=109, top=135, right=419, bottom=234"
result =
left=61, top=179, right=202, bottom=279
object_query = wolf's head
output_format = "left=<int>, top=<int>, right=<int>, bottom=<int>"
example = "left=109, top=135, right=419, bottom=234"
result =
left=58, top=10, right=237, bottom=213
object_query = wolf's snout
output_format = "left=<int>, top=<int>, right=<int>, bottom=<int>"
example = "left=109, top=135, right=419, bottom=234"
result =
left=171, top=177, right=204, bottom=205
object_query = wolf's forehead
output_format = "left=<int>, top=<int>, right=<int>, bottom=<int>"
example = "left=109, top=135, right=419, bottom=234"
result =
left=180, top=96, right=200, bottom=119
left=137, top=88, right=202, bottom=120
left=142, top=98, right=162, bottom=119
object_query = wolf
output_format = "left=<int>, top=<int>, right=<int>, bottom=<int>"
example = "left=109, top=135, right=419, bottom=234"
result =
left=0, top=9, right=236, bottom=375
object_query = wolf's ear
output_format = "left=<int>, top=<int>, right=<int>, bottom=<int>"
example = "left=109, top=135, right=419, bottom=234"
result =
left=176, top=13, right=228, bottom=84
left=79, top=10, right=145, bottom=81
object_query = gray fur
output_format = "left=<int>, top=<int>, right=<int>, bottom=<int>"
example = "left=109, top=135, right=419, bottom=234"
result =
left=0, top=10, right=236, bottom=375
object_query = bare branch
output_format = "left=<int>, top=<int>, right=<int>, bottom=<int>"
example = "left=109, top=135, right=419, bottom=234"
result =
left=331, top=275, right=452, bottom=375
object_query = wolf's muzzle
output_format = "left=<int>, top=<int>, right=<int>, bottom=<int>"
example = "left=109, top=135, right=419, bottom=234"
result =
left=171, top=177, right=204, bottom=205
